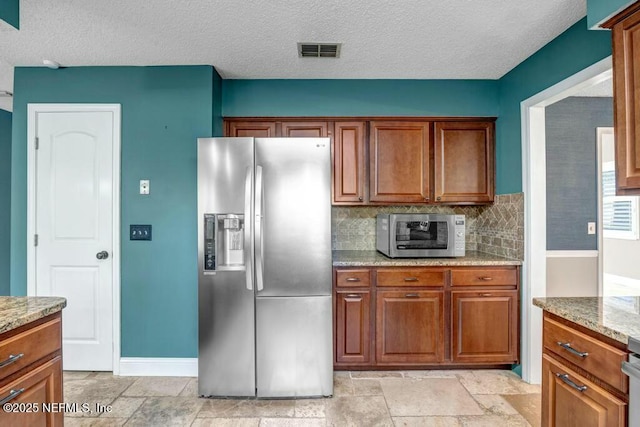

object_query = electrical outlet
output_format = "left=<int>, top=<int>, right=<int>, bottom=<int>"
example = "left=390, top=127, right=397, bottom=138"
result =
left=140, top=180, right=150, bottom=195
left=587, top=222, right=596, bottom=235
left=130, top=225, right=152, bottom=241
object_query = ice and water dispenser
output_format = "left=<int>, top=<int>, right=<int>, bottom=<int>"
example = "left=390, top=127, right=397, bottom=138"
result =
left=203, top=214, right=245, bottom=271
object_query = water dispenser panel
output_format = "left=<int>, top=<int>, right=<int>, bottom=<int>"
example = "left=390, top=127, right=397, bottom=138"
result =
left=204, top=214, right=216, bottom=271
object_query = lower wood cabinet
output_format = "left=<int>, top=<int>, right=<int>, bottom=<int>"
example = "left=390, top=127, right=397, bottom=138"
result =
left=335, top=290, right=371, bottom=365
left=0, top=356, right=63, bottom=427
left=452, top=290, right=518, bottom=364
left=334, top=265, right=520, bottom=369
left=542, top=354, right=626, bottom=427
left=376, top=290, right=444, bottom=364
left=0, top=312, right=63, bottom=427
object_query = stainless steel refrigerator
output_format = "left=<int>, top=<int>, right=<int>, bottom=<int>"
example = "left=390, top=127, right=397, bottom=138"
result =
left=197, top=137, right=333, bottom=398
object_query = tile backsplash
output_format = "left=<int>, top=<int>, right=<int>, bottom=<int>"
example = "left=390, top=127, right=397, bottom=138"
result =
left=332, top=193, right=524, bottom=260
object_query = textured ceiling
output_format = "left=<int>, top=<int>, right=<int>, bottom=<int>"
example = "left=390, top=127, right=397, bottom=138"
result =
left=0, top=0, right=588, bottom=112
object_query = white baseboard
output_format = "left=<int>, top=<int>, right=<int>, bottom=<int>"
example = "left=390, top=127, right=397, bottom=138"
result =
left=118, top=358, right=198, bottom=377
left=546, top=250, right=599, bottom=258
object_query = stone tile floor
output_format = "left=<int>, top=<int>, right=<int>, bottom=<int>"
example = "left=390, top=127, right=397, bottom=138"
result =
left=63, top=370, right=541, bottom=426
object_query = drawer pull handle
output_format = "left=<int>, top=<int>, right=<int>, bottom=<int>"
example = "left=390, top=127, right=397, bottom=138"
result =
left=479, top=277, right=493, bottom=281
left=404, top=277, right=419, bottom=282
left=0, top=388, right=25, bottom=405
left=555, top=373, right=587, bottom=392
left=557, top=342, right=589, bottom=358
left=480, top=293, right=492, bottom=297
left=0, top=353, right=24, bottom=368
left=345, top=278, right=361, bottom=282
left=405, top=293, right=420, bottom=298
left=345, top=294, right=362, bottom=299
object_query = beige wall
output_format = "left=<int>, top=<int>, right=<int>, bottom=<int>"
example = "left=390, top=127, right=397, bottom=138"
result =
left=546, top=256, right=599, bottom=297
left=603, top=238, right=640, bottom=280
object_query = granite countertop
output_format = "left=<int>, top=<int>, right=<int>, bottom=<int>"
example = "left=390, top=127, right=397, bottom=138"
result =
left=0, top=297, right=67, bottom=335
left=533, top=297, right=640, bottom=345
left=332, top=250, right=522, bottom=267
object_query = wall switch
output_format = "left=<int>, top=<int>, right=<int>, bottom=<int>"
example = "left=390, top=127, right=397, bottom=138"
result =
left=140, top=180, right=150, bottom=195
left=587, top=222, right=596, bottom=235
left=130, top=225, right=152, bottom=241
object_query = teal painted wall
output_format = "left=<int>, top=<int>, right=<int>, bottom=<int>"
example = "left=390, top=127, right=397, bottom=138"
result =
left=222, top=79, right=499, bottom=117
left=10, top=66, right=214, bottom=357
left=0, top=110, right=11, bottom=295
left=496, top=17, right=612, bottom=194
left=0, top=0, right=19, bottom=29
left=587, top=0, right=635, bottom=28
left=212, top=68, right=223, bottom=136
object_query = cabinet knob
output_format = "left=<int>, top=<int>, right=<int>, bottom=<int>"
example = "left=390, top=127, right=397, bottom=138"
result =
left=358, top=197, right=363, bottom=201
left=436, top=196, right=441, bottom=201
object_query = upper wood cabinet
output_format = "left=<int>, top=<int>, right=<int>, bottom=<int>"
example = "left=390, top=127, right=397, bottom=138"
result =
left=281, top=121, right=329, bottom=137
left=434, top=121, right=494, bottom=203
left=224, top=117, right=495, bottom=205
left=227, top=121, right=277, bottom=138
left=369, top=121, right=431, bottom=203
left=604, top=4, right=640, bottom=195
left=333, top=122, right=366, bottom=204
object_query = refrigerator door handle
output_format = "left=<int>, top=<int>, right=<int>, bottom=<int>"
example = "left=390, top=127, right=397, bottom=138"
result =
left=244, top=166, right=253, bottom=291
left=255, top=165, right=264, bottom=291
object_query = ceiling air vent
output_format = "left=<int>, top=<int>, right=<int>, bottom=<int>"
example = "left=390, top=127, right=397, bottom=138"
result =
left=298, top=43, right=341, bottom=58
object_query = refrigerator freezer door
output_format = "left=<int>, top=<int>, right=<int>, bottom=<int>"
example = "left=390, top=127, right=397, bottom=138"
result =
left=256, top=295, right=333, bottom=398
left=255, top=138, right=332, bottom=297
left=198, top=137, right=256, bottom=396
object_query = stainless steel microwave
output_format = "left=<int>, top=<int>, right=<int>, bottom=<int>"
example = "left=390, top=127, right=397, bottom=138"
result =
left=376, top=213, right=465, bottom=258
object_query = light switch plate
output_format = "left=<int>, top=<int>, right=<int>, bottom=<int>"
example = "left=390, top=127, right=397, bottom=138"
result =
left=140, top=180, right=150, bottom=195
left=587, top=222, right=596, bottom=235
left=130, top=225, right=152, bottom=241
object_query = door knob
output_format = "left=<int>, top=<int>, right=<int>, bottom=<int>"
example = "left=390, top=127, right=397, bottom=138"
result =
left=96, top=251, right=109, bottom=260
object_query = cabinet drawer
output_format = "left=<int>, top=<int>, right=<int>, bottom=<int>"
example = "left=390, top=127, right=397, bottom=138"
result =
left=543, top=317, right=628, bottom=393
left=0, top=317, right=61, bottom=383
left=451, top=268, right=517, bottom=287
left=336, top=270, right=371, bottom=287
left=376, top=268, right=446, bottom=287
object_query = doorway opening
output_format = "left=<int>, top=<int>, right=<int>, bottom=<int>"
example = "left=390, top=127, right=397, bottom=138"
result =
left=521, top=57, right=612, bottom=384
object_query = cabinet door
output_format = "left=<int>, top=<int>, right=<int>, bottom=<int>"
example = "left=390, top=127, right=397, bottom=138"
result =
left=281, top=121, right=329, bottom=137
left=376, top=290, right=443, bottom=364
left=226, top=121, right=277, bottom=137
left=434, top=121, right=494, bottom=203
left=542, top=354, right=626, bottom=427
left=0, top=356, right=63, bottom=427
left=609, top=9, right=640, bottom=194
left=369, top=121, right=431, bottom=203
left=452, top=290, right=518, bottom=363
left=333, top=122, right=366, bottom=204
left=335, top=290, right=371, bottom=365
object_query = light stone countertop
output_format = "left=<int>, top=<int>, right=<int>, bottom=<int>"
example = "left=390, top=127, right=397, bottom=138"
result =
left=533, top=297, right=640, bottom=345
left=0, top=296, right=67, bottom=335
left=332, top=250, right=522, bottom=267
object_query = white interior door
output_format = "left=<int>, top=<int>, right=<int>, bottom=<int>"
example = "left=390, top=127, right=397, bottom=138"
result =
left=34, top=109, right=116, bottom=371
